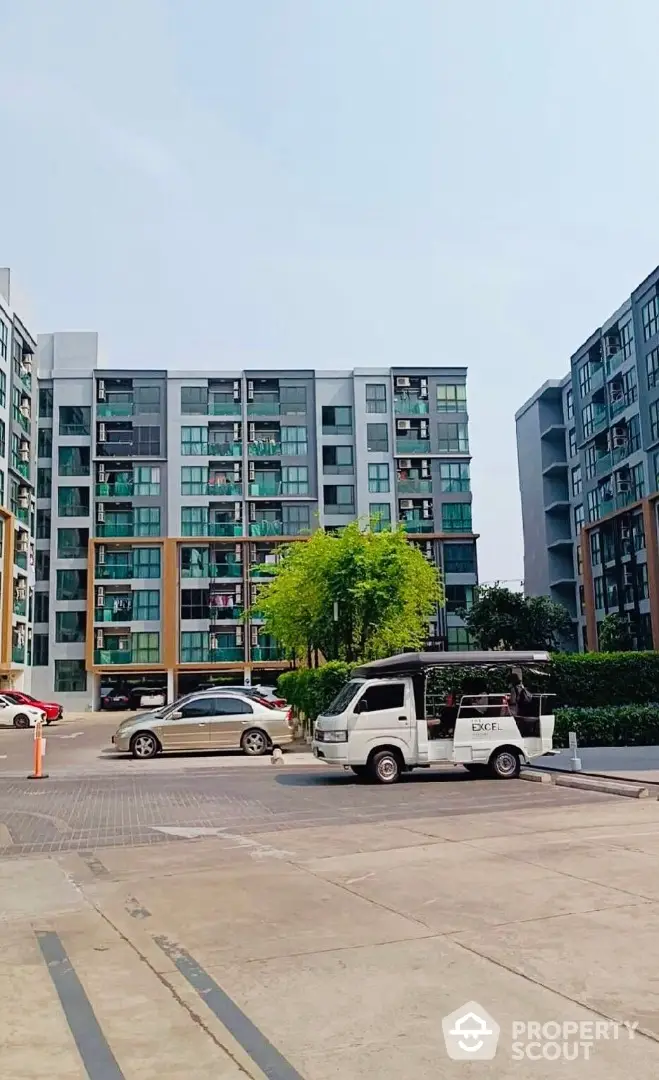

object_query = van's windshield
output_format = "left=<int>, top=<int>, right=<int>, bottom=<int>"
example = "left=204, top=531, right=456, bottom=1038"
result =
left=323, top=680, right=363, bottom=716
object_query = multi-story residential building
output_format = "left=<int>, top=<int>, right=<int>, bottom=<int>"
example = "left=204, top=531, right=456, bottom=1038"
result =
left=516, top=264, right=659, bottom=652
left=33, top=336, right=479, bottom=708
left=0, top=270, right=36, bottom=689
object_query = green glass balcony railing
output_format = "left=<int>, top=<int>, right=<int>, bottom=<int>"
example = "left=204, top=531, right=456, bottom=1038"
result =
left=210, top=647, right=244, bottom=662
left=13, top=599, right=26, bottom=617
left=606, top=350, right=625, bottom=375
left=16, top=507, right=29, bottom=524
left=207, top=482, right=243, bottom=496
left=402, top=519, right=434, bottom=533
left=96, top=481, right=134, bottom=497
left=591, top=413, right=608, bottom=435
left=590, top=366, right=605, bottom=392
left=97, top=402, right=134, bottom=418
left=609, top=395, right=632, bottom=419
left=12, top=460, right=30, bottom=479
left=14, top=552, right=27, bottom=571
left=599, top=499, right=614, bottom=517
left=249, top=441, right=282, bottom=457
left=208, top=522, right=244, bottom=537
left=596, top=453, right=612, bottom=477
left=12, top=646, right=25, bottom=664
left=97, top=522, right=134, bottom=537
left=394, top=398, right=429, bottom=415
left=95, top=605, right=133, bottom=623
left=398, top=478, right=432, bottom=494
left=249, top=480, right=282, bottom=496
left=251, top=646, right=287, bottom=661
left=209, top=442, right=242, bottom=458
left=250, top=565, right=275, bottom=577
left=249, top=520, right=283, bottom=536
left=208, top=401, right=241, bottom=416
left=395, top=438, right=431, bottom=454
left=441, top=519, right=472, bottom=533
left=247, top=401, right=280, bottom=416
left=94, top=649, right=133, bottom=665
left=210, top=562, right=242, bottom=578
left=96, top=562, right=133, bottom=579
left=17, top=412, right=30, bottom=432
left=209, top=604, right=242, bottom=621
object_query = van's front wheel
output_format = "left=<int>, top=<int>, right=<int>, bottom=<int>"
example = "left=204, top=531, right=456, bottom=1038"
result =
left=370, top=749, right=402, bottom=784
left=489, top=748, right=521, bottom=779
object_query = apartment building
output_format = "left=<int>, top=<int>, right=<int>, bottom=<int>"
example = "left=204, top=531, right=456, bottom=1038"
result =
left=516, top=264, right=659, bottom=651
left=33, top=336, right=479, bottom=708
left=0, top=271, right=36, bottom=689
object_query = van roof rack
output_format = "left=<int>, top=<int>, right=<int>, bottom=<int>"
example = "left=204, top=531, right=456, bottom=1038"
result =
left=352, top=650, right=551, bottom=678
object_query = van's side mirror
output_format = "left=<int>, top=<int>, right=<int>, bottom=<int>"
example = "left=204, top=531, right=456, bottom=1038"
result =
left=354, top=699, right=366, bottom=714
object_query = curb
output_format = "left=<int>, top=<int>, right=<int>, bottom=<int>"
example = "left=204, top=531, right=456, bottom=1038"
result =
left=520, top=769, right=552, bottom=784
left=522, top=769, right=650, bottom=799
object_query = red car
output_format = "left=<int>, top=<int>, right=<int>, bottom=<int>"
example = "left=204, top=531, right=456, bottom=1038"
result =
left=1, top=691, right=62, bottom=723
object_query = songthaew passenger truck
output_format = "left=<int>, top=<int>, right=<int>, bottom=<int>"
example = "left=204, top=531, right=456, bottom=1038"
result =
left=311, top=650, right=557, bottom=784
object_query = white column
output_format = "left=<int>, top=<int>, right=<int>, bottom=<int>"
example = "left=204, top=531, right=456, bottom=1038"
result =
left=167, top=668, right=175, bottom=703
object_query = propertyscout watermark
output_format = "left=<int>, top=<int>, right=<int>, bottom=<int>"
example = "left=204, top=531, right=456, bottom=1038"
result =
left=442, top=1001, right=639, bottom=1062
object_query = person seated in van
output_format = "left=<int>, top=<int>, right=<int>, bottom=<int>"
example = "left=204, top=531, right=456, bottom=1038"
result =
left=506, top=669, right=533, bottom=716
left=459, top=678, right=491, bottom=718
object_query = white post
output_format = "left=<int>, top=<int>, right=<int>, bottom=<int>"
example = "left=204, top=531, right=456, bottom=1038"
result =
left=568, top=730, right=582, bottom=772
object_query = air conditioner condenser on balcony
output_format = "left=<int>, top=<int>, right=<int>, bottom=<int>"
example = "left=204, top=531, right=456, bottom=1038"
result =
left=96, top=587, right=105, bottom=607
left=248, top=461, right=255, bottom=481
left=96, top=629, right=104, bottom=648
left=97, top=380, right=106, bottom=400
left=398, top=459, right=412, bottom=469
left=234, top=543, right=242, bottom=562
left=97, top=545, right=106, bottom=564
left=397, top=420, right=411, bottom=431
left=98, top=423, right=107, bottom=442
left=233, top=380, right=241, bottom=401
left=18, top=490, right=29, bottom=509
left=236, top=625, right=243, bottom=645
left=251, top=626, right=259, bottom=646
left=396, top=376, right=411, bottom=388
left=247, top=380, right=254, bottom=401
left=400, top=499, right=414, bottom=510
left=97, top=504, right=105, bottom=523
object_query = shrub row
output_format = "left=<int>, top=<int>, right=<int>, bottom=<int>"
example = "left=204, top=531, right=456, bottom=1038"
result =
left=277, top=663, right=352, bottom=726
left=554, top=706, right=659, bottom=748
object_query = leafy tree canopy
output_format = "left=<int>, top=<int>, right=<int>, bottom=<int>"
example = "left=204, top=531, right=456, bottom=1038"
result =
left=463, top=584, right=572, bottom=651
left=597, top=613, right=634, bottom=652
left=248, top=521, right=444, bottom=662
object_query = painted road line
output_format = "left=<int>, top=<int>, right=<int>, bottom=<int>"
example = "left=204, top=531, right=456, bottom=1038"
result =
left=154, top=934, right=305, bottom=1080
left=36, top=931, right=125, bottom=1080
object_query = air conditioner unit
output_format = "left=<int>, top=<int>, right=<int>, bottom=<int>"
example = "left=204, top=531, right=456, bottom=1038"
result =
left=422, top=506, right=432, bottom=519
left=233, top=380, right=241, bottom=401
left=248, top=423, right=256, bottom=442
left=17, top=536, right=28, bottom=553
left=96, top=629, right=104, bottom=648
left=16, top=630, right=25, bottom=647
left=117, top=639, right=129, bottom=651
left=400, top=499, right=414, bottom=510
left=623, top=570, right=634, bottom=587
left=96, top=587, right=105, bottom=607
left=421, top=462, right=431, bottom=478
left=18, top=491, right=29, bottom=509
left=248, top=461, right=255, bottom=481
left=97, top=465, right=106, bottom=483
left=396, top=377, right=411, bottom=388
left=265, top=553, right=277, bottom=564
left=16, top=584, right=26, bottom=600
left=97, top=545, right=106, bottom=564
left=21, top=356, right=32, bottom=374
left=236, top=585, right=243, bottom=604
left=247, top=380, right=254, bottom=401
left=233, top=462, right=241, bottom=478
left=233, top=422, right=241, bottom=439
left=234, top=501, right=242, bottom=521
left=97, top=380, right=106, bottom=401
left=620, top=525, right=631, bottom=540
left=209, top=634, right=219, bottom=650
left=20, top=403, right=30, bottom=418
left=97, top=504, right=105, bottom=523
left=398, top=458, right=412, bottom=469
left=397, top=420, right=411, bottom=431
left=251, top=625, right=259, bottom=646
left=98, top=423, right=107, bottom=442
left=19, top=446, right=29, bottom=462
left=419, top=421, right=429, bottom=435
left=616, top=480, right=631, bottom=493
left=234, top=544, right=242, bottom=562
left=251, top=585, right=258, bottom=605
left=422, top=499, right=432, bottom=510
left=236, top=624, right=243, bottom=645
left=420, top=378, right=428, bottom=399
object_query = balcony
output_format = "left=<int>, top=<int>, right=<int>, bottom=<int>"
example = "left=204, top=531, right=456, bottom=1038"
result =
left=209, top=522, right=244, bottom=537
left=249, top=441, right=282, bottom=458
left=16, top=507, right=29, bottom=524
left=606, top=349, right=624, bottom=375
left=247, top=401, right=280, bottom=416
left=14, top=551, right=27, bottom=571
left=17, top=411, right=30, bottom=433
left=590, top=366, right=605, bottom=392
left=599, top=499, right=614, bottom=517
left=249, top=479, right=282, bottom=497
left=209, top=647, right=244, bottom=662
left=609, top=393, right=634, bottom=419
left=95, top=603, right=133, bottom=623
left=396, top=438, right=431, bottom=454
left=209, top=604, right=243, bottom=621
left=210, top=562, right=242, bottom=578
left=12, top=646, right=25, bottom=664
left=249, top=520, right=283, bottom=537
left=97, top=521, right=134, bottom=538
left=250, top=564, right=276, bottom=578
left=394, top=397, right=429, bottom=415
left=596, top=452, right=612, bottom=478
left=208, top=401, right=241, bottom=416
left=96, top=481, right=134, bottom=497
left=13, top=598, right=26, bottom=617
left=251, top=645, right=287, bottom=661
left=208, top=441, right=241, bottom=458
left=207, top=482, right=243, bottom=496
left=590, top=413, right=608, bottom=436
left=398, top=478, right=432, bottom=494
left=97, top=402, right=134, bottom=418
left=96, top=562, right=133, bottom=579
left=401, top=519, right=433, bottom=534
left=94, top=649, right=133, bottom=665
left=12, top=460, right=30, bottom=480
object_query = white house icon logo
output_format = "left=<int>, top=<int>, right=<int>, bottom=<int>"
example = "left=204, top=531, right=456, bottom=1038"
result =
left=442, top=1001, right=500, bottom=1060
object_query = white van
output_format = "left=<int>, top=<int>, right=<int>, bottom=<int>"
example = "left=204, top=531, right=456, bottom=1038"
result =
left=312, top=650, right=556, bottom=783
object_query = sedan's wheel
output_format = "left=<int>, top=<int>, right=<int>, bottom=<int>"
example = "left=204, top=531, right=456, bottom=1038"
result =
left=370, top=749, right=401, bottom=784
left=489, top=748, right=520, bottom=779
left=241, top=728, right=270, bottom=756
left=13, top=713, right=30, bottom=729
left=130, top=732, right=159, bottom=759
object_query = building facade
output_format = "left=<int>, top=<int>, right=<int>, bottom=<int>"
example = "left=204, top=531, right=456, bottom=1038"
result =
left=516, top=264, right=659, bottom=651
left=31, top=337, right=479, bottom=708
left=0, top=270, right=36, bottom=689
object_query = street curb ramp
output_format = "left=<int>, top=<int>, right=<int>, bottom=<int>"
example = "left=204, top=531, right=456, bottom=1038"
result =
left=520, top=768, right=650, bottom=799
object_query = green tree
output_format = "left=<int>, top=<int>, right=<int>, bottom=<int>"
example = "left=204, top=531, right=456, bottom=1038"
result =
left=463, top=584, right=572, bottom=650
left=597, top=613, right=634, bottom=652
left=249, top=521, right=443, bottom=662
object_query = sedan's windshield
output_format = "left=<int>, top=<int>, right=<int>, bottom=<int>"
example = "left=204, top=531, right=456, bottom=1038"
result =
left=322, top=680, right=363, bottom=716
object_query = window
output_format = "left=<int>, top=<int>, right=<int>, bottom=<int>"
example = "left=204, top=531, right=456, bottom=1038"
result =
left=369, top=503, right=391, bottom=532
left=590, top=531, right=601, bottom=567
left=0, top=420, right=5, bottom=460
left=322, top=405, right=352, bottom=435
left=442, top=503, right=472, bottom=532
left=440, top=462, right=470, bottom=492
left=0, top=318, right=7, bottom=361
left=651, top=401, right=659, bottom=442
left=283, top=505, right=311, bottom=535
left=437, top=384, right=467, bottom=412
left=56, top=611, right=86, bottom=643
left=594, top=575, right=605, bottom=609
left=368, top=463, right=390, bottom=493
left=56, top=569, right=87, bottom=600
left=181, top=589, right=209, bottom=620
left=574, top=504, right=584, bottom=535
left=59, top=406, right=90, bottom=436
left=133, top=589, right=160, bottom=621
left=0, top=370, right=5, bottom=408
left=133, top=465, right=160, bottom=495
left=34, top=592, right=49, bottom=623
left=36, top=509, right=51, bottom=539
left=36, top=550, right=50, bottom=581
left=637, top=562, right=649, bottom=601
left=281, top=465, right=309, bottom=495
left=58, top=446, right=90, bottom=476
left=180, top=630, right=209, bottom=662
left=38, top=428, right=52, bottom=459
left=365, top=385, right=387, bottom=413
left=134, top=385, right=160, bottom=410
left=647, top=346, right=659, bottom=389
left=181, top=426, right=208, bottom=455
left=134, top=507, right=160, bottom=537
left=568, top=429, right=577, bottom=458
left=323, top=485, right=355, bottom=514
left=181, top=506, right=209, bottom=536
left=133, top=547, right=161, bottom=578
left=323, top=445, right=353, bottom=473
left=0, top=470, right=4, bottom=509
left=437, top=423, right=469, bottom=452
left=280, top=385, right=307, bottom=413
left=631, top=461, right=645, bottom=498
left=581, top=402, right=605, bottom=437
left=587, top=489, right=600, bottom=522
left=366, top=423, right=388, bottom=451
left=132, top=632, right=160, bottom=663
left=447, top=627, right=472, bottom=650
left=36, top=467, right=51, bottom=498
left=627, top=413, right=641, bottom=453
left=642, top=293, right=659, bottom=342
left=446, top=584, right=474, bottom=613
left=578, top=362, right=591, bottom=397
left=443, top=542, right=477, bottom=574
left=566, top=388, right=574, bottom=420
left=571, top=465, right=582, bottom=496
left=584, top=444, right=597, bottom=481
left=54, top=659, right=87, bottom=693
left=281, top=426, right=307, bottom=456
left=58, top=486, right=89, bottom=517
left=134, top=426, right=160, bottom=456
left=57, top=527, right=88, bottom=559
left=39, top=387, right=53, bottom=418
left=181, top=386, right=208, bottom=414
left=181, top=466, right=208, bottom=495
left=33, top=634, right=49, bottom=666
left=356, top=683, right=405, bottom=711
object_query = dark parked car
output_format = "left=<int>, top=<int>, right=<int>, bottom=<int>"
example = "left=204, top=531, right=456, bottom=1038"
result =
left=100, top=686, right=166, bottom=711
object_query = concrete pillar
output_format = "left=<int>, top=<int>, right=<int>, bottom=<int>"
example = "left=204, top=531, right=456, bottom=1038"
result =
left=167, top=668, right=175, bottom=704
left=243, top=667, right=252, bottom=687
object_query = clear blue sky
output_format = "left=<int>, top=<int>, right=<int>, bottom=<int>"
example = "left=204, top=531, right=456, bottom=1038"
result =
left=2, top=0, right=659, bottom=582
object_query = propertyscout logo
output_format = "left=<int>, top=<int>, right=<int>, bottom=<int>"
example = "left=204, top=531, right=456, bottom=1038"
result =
left=442, top=1002, right=639, bottom=1062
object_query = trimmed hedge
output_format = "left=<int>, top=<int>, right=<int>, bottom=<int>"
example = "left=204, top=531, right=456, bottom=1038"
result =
left=277, top=663, right=352, bottom=724
left=554, top=706, right=659, bottom=748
